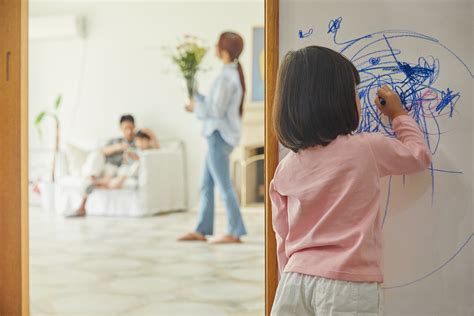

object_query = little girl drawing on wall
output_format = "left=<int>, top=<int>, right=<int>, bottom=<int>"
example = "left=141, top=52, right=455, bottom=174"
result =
left=270, top=46, right=431, bottom=315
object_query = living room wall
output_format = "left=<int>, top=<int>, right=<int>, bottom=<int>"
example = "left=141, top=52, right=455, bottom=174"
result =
left=29, top=0, right=264, bottom=208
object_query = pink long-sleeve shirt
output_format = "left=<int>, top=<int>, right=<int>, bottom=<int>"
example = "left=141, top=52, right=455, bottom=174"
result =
left=270, top=115, right=431, bottom=283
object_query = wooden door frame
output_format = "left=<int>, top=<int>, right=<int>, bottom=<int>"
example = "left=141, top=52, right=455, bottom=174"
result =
left=0, top=0, right=29, bottom=315
left=264, top=0, right=279, bottom=315
left=1, top=0, right=279, bottom=315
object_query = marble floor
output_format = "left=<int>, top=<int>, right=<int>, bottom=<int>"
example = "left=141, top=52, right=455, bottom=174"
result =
left=30, top=206, right=265, bottom=316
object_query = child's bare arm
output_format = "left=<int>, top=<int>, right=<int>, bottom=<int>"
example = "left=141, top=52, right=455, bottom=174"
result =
left=102, top=142, right=127, bottom=157
left=127, top=152, right=140, bottom=161
left=140, top=127, right=160, bottom=149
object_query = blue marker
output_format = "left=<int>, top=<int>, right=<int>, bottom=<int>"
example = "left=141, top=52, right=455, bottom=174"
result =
left=377, top=78, right=386, bottom=106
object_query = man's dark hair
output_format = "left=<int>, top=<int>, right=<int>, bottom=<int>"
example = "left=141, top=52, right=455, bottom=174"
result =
left=135, top=130, right=151, bottom=140
left=120, top=114, right=135, bottom=125
left=273, top=46, right=361, bottom=153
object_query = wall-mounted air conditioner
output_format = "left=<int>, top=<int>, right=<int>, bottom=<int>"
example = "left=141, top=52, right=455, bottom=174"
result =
left=30, top=15, right=87, bottom=40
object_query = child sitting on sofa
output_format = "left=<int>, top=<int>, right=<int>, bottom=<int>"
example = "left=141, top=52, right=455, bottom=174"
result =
left=68, top=129, right=158, bottom=217
left=94, top=130, right=155, bottom=189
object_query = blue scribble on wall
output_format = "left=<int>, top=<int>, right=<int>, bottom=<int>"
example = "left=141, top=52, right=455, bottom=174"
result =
left=327, top=16, right=472, bottom=202
left=326, top=16, right=473, bottom=289
left=299, top=28, right=314, bottom=39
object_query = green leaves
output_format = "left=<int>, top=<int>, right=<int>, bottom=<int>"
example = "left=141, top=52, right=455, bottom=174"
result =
left=35, top=111, right=46, bottom=138
left=54, top=94, right=62, bottom=110
left=35, top=94, right=62, bottom=138
left=35, top=111, right=46, bottom=125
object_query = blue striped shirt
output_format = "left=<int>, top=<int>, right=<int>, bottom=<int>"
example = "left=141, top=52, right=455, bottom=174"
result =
left=194, top=63, right=243, bottom=147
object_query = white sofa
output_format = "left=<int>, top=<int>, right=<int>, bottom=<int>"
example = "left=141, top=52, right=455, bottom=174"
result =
left=55, top=140, right=188, bottom=217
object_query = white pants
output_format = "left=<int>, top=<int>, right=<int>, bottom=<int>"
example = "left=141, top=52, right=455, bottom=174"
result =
left=271, top=272, right=383, bottom=316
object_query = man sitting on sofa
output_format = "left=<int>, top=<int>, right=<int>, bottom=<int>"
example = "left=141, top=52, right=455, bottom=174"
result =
left=102, top=114, right=138, bottom=167
left=68, top=114, right=159, bottom=217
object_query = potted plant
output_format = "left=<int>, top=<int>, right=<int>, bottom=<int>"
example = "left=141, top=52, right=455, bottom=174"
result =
left=34, top=94, right=62, bottom=212
left=167, top=35, right=208, bottom=99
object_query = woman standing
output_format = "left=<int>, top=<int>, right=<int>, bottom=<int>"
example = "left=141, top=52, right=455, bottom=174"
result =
left=178, top=32, right=247, bottom=244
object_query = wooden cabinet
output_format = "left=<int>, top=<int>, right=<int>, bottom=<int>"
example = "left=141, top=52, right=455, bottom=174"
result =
left=231, top=103, right=265, bottom=206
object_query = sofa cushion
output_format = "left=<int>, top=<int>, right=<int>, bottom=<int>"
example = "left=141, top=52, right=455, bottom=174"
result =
left=64, top=143, right=89, bottom=177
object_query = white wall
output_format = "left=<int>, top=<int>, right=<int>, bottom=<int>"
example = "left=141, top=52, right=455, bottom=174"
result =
left=29, top=1, right=264, bottom=208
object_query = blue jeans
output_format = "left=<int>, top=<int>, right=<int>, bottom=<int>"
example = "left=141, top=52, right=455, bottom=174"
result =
left=195, top=131, right=247, bottom=237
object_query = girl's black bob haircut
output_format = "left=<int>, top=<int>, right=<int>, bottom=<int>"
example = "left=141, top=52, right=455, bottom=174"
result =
left=273, top=46, right=361, bottom=153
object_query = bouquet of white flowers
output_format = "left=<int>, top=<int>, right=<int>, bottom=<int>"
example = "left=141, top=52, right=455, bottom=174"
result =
left=168, top=35, right=208, bottom=98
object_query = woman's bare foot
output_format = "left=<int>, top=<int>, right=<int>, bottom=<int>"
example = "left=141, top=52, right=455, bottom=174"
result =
left=177, top=232, right=207, bottom=241
left=208, top=235, right=241, bottom=244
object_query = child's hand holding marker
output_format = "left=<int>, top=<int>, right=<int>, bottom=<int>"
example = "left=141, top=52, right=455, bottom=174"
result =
left=375, top=85, right=408, bottom=120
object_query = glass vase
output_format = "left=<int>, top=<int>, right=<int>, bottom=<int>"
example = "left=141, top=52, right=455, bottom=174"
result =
left=185, top=76, right=196, bottom=99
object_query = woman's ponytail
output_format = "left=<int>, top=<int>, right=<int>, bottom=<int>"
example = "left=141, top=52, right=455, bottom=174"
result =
left=218, top=32, right=246, bottom=117
left=236, top=61, right=246, bottom=117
